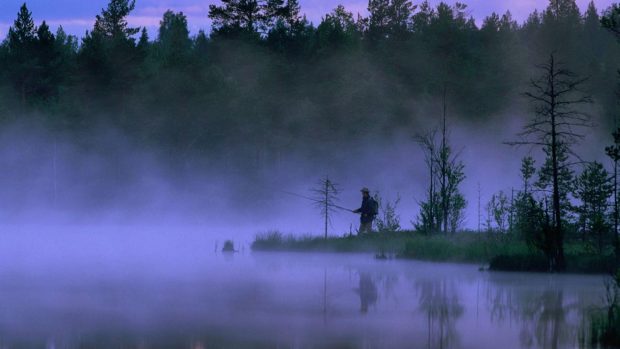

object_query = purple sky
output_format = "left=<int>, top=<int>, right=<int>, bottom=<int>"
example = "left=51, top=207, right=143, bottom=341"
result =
left=0, top=0, right=616, bottom=39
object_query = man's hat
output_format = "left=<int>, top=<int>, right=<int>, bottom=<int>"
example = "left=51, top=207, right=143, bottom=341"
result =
left=361, top=187, right=370, bottom=193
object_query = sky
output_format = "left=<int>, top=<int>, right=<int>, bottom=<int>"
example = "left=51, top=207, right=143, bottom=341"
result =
left=0, top=0, right=616, bottom=40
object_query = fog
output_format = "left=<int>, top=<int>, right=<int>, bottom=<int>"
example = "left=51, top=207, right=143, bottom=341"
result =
left=0, top=103, right=611, bottom=243
left=0, top=249, right=606, bottom=348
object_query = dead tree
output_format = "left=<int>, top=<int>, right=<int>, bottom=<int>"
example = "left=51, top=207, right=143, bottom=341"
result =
left=606, top=128, right=620, bottom=264
left=440, top=86, right=449, bottom=234
left=415, top=124, right=466, bottom=234
left=312, top=176, right=340, bottom=239
left=415, top=129, right=439, bottom=233
left=507, top=53, right=593, bottom=272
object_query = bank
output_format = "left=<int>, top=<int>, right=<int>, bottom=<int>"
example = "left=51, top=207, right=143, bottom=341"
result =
left=251, top=230, right=616, bottom=274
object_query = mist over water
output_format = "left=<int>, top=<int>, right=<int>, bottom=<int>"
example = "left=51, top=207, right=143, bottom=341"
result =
left=0, top=246, right=606, bottom=348
left=0, top=0, right=619, bottom=347
left=0, top=109, right=611, bottom=240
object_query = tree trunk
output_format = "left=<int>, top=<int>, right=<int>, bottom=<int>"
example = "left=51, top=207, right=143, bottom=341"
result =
left=324, top=177, right=328, bottom=240
left=615, top=160, right=619, bottom=266
left=549, top=55, right=566, bottom=271
left=441, top=85, right=448, bottom=234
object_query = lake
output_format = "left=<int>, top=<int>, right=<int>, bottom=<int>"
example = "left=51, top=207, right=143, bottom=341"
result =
left=0, top=233, right=609, bottom=348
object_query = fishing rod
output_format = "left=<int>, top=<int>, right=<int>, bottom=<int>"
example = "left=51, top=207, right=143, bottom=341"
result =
left=281, top=190, right=356, bottom=213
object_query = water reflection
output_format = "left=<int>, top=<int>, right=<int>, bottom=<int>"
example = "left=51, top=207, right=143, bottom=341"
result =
left=416, top=279, right=464, bottom=349
left=356, top=272, right=378, bottom=314
left=486, top=273, right=597, bottom=349
left=0, top=252, right=607, bottom=348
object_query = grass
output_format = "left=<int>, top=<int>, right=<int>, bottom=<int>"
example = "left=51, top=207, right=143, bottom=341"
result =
left=251, top=230, right=617, bottom=273
left=488, top=242, right=617, bottom=273
left=251, top=230, right=412, bottom=254
left=252, top=230, right=524, bottom=263
left=589, top=270, right=620, bottom=347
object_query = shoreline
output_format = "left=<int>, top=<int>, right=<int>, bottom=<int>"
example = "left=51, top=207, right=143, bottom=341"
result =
left=251, top=230, right=616, bottom=274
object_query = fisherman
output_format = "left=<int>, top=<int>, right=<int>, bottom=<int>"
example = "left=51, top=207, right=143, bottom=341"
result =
left=353, top=187, right=378, bottom=235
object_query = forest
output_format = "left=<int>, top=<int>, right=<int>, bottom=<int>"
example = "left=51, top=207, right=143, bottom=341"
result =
left=2, top=0, right=619, bottom=160
left=2, top=0, right=620, bottom=273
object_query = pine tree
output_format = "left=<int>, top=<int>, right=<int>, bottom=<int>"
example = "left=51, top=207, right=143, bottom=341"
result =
left=601, top=3, right=620, bottom=39
left=136, top=27, right=150, bottom=60
left=157, top=11, right=191, bottom=67
left=367, top=0, right=391, bottom=40
left=79, top=0, right=141, bottom=103
left=574, top=162, right=613, bottom=252
left=263, top=0, right=301, bottom=32
left=584, top=1, right=599, bottom=32
left=6, top=3, right=37, bottom=106
left=93, top=0, right=140, bottom=40
left=32, top=21, right=57, bottom=102
left=208, top=0, right=263, bottom=39
left=316, top=4, right=362, bottom=51
left=193, top=30, right=209, bottom=61
left=389, top=0, right=414, bottom=39
left=521, top=156, right=536, bottom=195
left=508, top=54, right=593, bottom=271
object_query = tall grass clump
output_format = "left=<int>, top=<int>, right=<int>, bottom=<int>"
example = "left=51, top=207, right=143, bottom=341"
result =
left=590, top=270, right=620, bottom=347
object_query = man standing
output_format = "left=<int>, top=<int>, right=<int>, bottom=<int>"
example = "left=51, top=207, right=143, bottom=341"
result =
left=353, top=187, right=378, bottom=234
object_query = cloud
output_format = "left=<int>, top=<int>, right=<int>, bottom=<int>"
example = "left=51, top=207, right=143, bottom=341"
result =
left=299, top=0, right=368, bottom=24
left=45, top=18, right=94, bottom=27
left=127, top=15, right=163, bottom=28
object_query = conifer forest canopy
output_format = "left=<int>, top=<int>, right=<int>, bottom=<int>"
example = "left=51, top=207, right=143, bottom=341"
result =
left=0, top=0, right=619, bottom=232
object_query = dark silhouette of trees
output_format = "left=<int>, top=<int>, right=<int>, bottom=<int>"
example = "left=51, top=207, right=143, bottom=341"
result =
left=208, top=0, right=263, bottom=39
left=414, top=96, right=467, bottom=235
left=6, top=3, right=37, bottom=107
left=79, top=0, right=141, bottom=109
left=521, top=156, right=536, bottom=195
left=366, top=0, right=415, bottom=41
left=508, top=54, right=593, bottom=271
left=155, top=11, right=192, bottom=68
left=573, top=162, right=613, bottom=252
left=415, top=130, right=439, bottom=234
left=601, top=3, right=620, bottom=39
left=1, top=0, right=618, bottom=149
left=0, top=1, right=619, bottom=255
left=316, top=5, right=362, bottom=53
left=93, top=0, right=140, bottom=39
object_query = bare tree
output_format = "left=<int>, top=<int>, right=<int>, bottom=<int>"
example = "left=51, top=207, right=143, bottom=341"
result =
left=606, top=128, right=620, bottom=263
left=311, top=176, right=340, bottom=239
left=415, top=129, right=440, bottom=233
left=414, top=89, right=466, bottom=235
left=507, top=53, right=593, bottom=271
left=440, top=86, right=449, bottom=233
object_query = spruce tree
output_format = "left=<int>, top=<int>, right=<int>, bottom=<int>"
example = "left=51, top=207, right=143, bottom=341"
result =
left=6, top=3, right=37, bottom=106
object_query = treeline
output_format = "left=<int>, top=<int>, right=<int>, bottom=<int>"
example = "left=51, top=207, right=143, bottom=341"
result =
left=412, top=48, right=620, bottom=272
left=2, top=0, right=620, bottom=268
left=0, top=0, right=619, bottom=169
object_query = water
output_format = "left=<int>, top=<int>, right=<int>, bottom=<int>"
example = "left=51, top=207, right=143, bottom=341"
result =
left=0, top=232, right=609, bottom=348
